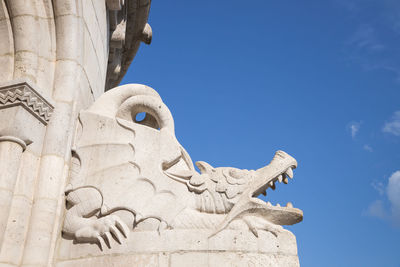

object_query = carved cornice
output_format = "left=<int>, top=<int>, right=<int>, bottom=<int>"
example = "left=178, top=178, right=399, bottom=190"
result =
left=105, top=0, right=152, bottom=90
left=0, top=81, right=54, bottom=125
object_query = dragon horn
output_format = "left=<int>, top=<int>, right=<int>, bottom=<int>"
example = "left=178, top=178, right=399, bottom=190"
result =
left=195, top=161, right=214, bottom=174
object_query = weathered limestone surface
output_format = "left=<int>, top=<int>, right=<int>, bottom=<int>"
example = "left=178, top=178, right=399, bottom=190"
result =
left=0, top=1, right=302, bottom=266
left=57, top=230, right=299, bottom=267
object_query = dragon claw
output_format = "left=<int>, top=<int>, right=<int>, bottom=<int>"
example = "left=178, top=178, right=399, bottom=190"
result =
left=114, top=215, right=130, bottom=239
left=95, top=235, right=103, bottom=249
left=103, top=232, right=112, bottom=248
left=109, top=225, right=122, bottom=244
left=242, top=216, right=283, bottom=238
left=73, top=214, right=129, bottom=248
left=246, top=223, right=259, bottom=238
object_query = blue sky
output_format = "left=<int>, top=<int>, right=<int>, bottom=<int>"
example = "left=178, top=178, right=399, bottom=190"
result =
left=121, top=1, right=400, bottom=266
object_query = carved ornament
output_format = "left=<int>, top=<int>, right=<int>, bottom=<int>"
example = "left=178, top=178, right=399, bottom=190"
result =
left=0, top=81, right=54, bottom=125
left=63, top=84, right=303, bottom=249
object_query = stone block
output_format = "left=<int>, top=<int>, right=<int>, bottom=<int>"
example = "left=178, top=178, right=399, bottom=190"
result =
left=0, top=195, right=32, bottom=265
left=56, top=254, right=159, bottom=267
left=91, top=0, right=108, bottom=42
left=55, top=15, right=81, bottom=61
left=170, top=252, right=208, bottom=267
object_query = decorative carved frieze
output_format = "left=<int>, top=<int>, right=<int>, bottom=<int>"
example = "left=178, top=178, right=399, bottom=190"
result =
left=0, top=81, right=54, bottom=125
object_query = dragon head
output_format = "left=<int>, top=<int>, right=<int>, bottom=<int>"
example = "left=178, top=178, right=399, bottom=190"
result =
left=165, top=150, right=303, bottom=234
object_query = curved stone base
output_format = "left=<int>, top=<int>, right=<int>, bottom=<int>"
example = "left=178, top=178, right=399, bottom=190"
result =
left=56, top=229, right=300, bottom=267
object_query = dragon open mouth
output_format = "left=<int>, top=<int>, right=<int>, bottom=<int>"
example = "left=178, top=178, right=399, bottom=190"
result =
left=209, top=151, right=303, bottom=237
left=252, top=150, right=296, bottom=203
left=242, top=150, right=303, bottom=225
left=163, top=148, right=303, bottom=236
left=253, top=164, right=294, bottom=198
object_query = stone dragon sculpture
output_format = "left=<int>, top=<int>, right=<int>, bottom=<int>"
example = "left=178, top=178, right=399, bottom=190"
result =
left=62, top=84, right=303, bottom=248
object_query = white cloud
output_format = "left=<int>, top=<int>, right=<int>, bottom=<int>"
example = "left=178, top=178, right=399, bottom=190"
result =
left=365, top=200, right=387, bottom=220
left=348, top=121, right=361, bottom=139
left=368, top=170, right=400, bottom=226
left=335, top=0, right=358, bottom=12
left=363, top=144, right=373, bottom=152
left=387, top=170, right=400, bottom=225
left=371, top=180, right=385, bottom=195
left=383, top=111, right=400, bottom=136
left=348, top=25, right=385, bottom=53
left=340, top=1, right=400, bottom=82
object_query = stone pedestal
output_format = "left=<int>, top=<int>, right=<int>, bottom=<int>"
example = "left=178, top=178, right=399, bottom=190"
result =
left=56, top=229, right=299, bottom=267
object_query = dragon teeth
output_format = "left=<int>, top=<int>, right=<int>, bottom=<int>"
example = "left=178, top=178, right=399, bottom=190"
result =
left=277, top=174, right=283, bottom=183
left=266, top=201, right=272, bottom=206
left=276, top=203, right=281, bottom=207
left=262, top=191, right=267, bottom=196
left=286, top=202, right=293, bottom=208
left=271, top=182, right=276, bottom=190
left=283, top=176, right=289, bottom=184
left=286, top=168, right=293, bottom=178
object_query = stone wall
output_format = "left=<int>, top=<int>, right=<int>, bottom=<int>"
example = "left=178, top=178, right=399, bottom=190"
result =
left=0, top=1, right=139, bottom=266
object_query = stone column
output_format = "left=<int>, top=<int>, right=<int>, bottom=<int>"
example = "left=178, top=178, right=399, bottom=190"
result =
left=21, top=1, right=84, bottom=265
left=0, top=80, right=53, bottom=266
left=0, top=136, right=25, bottom=244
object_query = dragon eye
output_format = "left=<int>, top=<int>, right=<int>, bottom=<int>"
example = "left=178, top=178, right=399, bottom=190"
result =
left=134, top=112, right=160, bottom=130
left=135, top=112, right=146, bottom=122
left=223, top=169, right=247, bottom=185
